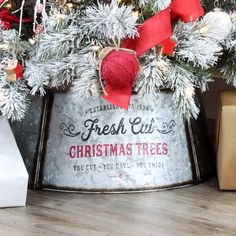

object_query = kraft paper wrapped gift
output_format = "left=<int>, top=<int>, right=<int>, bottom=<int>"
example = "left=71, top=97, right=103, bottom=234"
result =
left=0, top=117, right=28, bottom=207
left=216, top=91, right=236, bottom=190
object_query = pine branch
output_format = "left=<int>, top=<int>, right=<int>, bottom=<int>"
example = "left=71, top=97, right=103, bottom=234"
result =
left=220, top=49, right=236, bottom=86
left=79, top=0, right=138, bottom=42
left=0, top=81, right=30, bottom=121
left=24, top=61, right=50, bottom=95
left=202, top=0, right=236, bottom=12
left=33, top=26, right=78, bottom=61
left=135, top=49, right=170, bottom=95
left=218, top=12, right=236, bottom=86
left=167, top=63, right=200, bottom=120
left=174, top=20, right=222, bottom=69
left=72, top=52, right=100, bottom=101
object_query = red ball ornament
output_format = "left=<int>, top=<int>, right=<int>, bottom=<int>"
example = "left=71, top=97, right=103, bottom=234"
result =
left=100, top=49, right=139, bottom=110
left=34, top=23, right=45, bottom=36
left=35, top=3, right=44, bottom=14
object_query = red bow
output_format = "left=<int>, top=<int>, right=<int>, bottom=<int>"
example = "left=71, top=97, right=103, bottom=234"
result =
left=103, top=0, right=205, bottom=110
left=0, top=9, right=33, bottom=30
left=122, top=0, right=204, bottom=57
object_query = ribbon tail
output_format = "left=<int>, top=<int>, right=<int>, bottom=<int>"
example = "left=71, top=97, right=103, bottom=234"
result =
left=102, top=86, right=132, bottom=110
left=121, top=9, right=173, bottom=57
left=160, top=38, right=176, bottom=56
left=170, top=0, right=204, bottom=22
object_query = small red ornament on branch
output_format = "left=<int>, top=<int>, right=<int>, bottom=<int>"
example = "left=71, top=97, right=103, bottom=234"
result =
left=100, top=48, right=140, bottom=110
left=5, top=59, right=23, bottom=81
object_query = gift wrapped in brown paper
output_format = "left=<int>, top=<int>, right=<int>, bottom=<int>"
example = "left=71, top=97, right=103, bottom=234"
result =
left=216, top=91, right=236, bottom=190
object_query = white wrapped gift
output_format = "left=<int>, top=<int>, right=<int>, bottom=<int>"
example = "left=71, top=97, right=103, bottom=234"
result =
left=0, top=117, right=28, bottom=208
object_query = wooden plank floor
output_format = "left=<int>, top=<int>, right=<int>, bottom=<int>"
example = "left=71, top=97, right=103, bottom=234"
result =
left=0, top=178, right=236, bottom=236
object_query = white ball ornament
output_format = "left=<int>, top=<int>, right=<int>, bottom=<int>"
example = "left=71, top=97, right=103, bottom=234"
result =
left=201, top=11, right=233, bottom=41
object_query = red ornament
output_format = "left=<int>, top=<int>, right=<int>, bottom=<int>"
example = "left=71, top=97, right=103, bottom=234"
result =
left=100, top=49, right=139, bottom=110
left=35, top=3, right=44, bottom=14
left=0, top=19, right=10, bottom=29
left=5, top=60, right=23, bottom=81
left=34, top=23, right=45, bottom=36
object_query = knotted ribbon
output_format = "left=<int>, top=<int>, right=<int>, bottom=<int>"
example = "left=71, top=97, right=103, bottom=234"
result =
left=121, top=0, right=204, bottom=57
left=103, top=0, right=204, bottom=109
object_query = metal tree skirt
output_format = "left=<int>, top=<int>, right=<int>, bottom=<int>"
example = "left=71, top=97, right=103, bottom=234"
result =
left=34, top=91, right=214, bottom=192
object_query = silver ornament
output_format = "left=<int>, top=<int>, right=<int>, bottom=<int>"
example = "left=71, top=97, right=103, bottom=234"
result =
left=201, top=11, right=233, bottom=41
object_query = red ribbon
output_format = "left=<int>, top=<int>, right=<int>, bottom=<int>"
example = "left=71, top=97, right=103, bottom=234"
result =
left=103, top=0, right=204, bottom=110
left=122, top=0, right=204, bottom=57
left=122, top=9, right=173, bottom=57
left=0, top=9, right=33, bottom=29
left=170, top=0, right=204, bottom=22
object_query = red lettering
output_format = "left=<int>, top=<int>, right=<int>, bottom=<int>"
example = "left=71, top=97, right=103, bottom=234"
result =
left=126, top=143, right=132, bottom=155
left=119, top=144, right=125, bottom=156
left=103, top=144, right=109, bottom=156
left=96, top=144, right=103, bottom=156
left=156, top=143, right=162, bottom=155
left=162, top=143, right=168, bottom=155
left=69, top=146, right=76, bottom=158
left=92, top=144, right=96, bottom=157
left=110, top=144, right=118, bottom=156
left=136, top=143, right=142, bottom=155
left=150, top=143, right=156, bottom=155
left=85, top=145, right=91, bottom=157
left=77, top=145, right=83, bottom=158
left=69, top=142, right=168, bottom=158
left=142, top=143, right=149, bottom=155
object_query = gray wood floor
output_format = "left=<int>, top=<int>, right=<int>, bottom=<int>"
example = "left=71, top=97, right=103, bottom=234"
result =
left=0, top=178, right=235, bottom=236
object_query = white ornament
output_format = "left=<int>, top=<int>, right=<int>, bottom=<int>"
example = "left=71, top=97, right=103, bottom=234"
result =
left=201, top=11, right=233, bottom=41
left=230, top=11, right=236, bottom=31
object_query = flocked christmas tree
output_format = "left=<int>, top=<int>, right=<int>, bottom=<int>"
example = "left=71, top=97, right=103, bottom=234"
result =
left=0, top=0, right=236, bottom=121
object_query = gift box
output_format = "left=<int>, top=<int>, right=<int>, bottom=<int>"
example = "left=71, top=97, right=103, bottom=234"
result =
left=0, top=117, right=28, bottom=208
left=216, top=91, right=236, bottom=190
